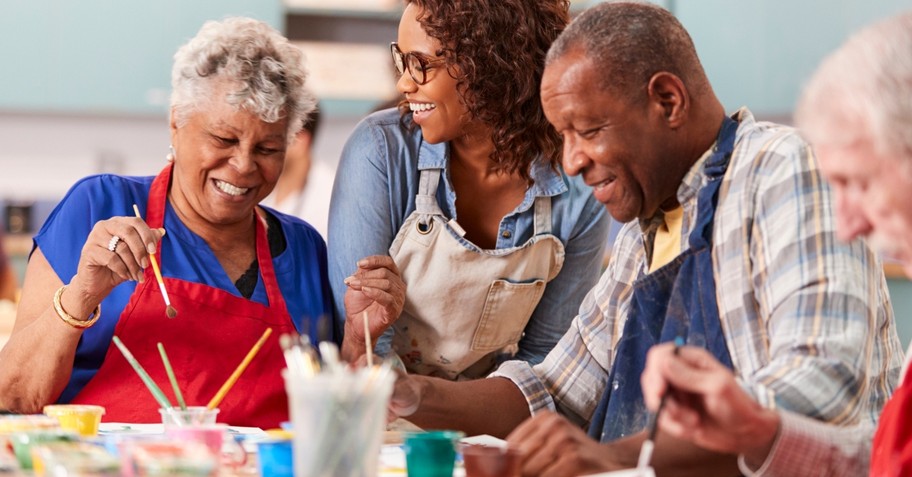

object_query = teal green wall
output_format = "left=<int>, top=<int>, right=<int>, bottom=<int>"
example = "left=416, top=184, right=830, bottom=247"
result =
left=0, top=0, right=281, bottom=115
left=888, top=279, right=912, bottom=346
left=670, top=0, right=911, bottom=115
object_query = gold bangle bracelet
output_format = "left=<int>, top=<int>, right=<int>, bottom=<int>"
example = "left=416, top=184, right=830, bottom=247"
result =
left=53, top=285, right=101, bottom=329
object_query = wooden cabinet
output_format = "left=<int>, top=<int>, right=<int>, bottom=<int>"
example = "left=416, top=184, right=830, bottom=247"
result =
left=284, top=5, right=402, bottom=117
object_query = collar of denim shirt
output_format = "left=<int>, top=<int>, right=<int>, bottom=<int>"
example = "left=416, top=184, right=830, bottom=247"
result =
left=415, top=138, right=568, bottom=214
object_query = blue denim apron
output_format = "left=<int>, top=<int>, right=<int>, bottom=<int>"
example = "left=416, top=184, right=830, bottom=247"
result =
left=588, top=116, right=739, bottom=442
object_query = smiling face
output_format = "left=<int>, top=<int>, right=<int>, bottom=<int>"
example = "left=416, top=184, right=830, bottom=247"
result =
left=541, top=50, right=680, bottom=223
left=169, top=82, right=288, bottom=230
left=816, top=139, right=912, bottom=275
left=395, top=3, right=480, bottom=145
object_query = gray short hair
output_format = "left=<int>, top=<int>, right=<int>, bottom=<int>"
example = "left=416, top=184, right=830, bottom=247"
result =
left=546, top=1, right=710, bottom=104
left=170, top=17, right=316, bottom=139
left=795, top=12, right=912, bottom=160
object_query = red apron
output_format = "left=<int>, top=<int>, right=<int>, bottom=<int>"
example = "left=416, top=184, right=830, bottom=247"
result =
left=870, top=368, right=912, bottom=476
left=71, top=164, right=295, bottom=429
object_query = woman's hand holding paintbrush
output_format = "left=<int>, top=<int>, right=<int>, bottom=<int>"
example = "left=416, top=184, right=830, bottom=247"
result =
left=64, top=209, right=168, bottom=322
left=340, top=255, right=406, bottom=362
left=640, top=341, right=781, bottom=468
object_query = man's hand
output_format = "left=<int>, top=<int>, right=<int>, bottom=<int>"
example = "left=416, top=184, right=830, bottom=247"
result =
left=506, top=411, right=622, bottom=477
left=387, top=366, right=422, bottom=423
left=641, top=344, right=781, bottom=466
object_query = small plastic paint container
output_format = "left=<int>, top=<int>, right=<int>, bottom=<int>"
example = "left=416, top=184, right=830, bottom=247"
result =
left=9, top=429, right=77, bottom=470
left=582, top=468, right=657, bottom=477
left=127, top=440, right=217, bottom=477
left=30, top=441, right=120, bottom=477
left=42, top=405, right=105, bottom=437
left=0, top=414, right=61, bottom=470
left=0, top=414, right=60, bottom=434
left=460, top=444, right=522, bottom=477
left=257, top=439, right=293, bottom=477
left=159, top=406, right=219, bottom=428
left=403, top=430, right=465, bottom=477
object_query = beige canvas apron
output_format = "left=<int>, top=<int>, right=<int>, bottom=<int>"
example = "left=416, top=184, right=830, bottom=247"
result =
left=389, top=168, right=565, bottom=379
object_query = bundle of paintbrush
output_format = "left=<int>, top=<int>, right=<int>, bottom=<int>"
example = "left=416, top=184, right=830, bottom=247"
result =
left=281, top=333, right=395, bottom=477
left=279, top=333, right=322, bottom=377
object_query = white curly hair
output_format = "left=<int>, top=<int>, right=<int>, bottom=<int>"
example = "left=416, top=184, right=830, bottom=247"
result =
left=170, top=17, right=316, bottom=139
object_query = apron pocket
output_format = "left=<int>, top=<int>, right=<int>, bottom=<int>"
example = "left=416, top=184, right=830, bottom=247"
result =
left=471, top=279, right=546, bottom=352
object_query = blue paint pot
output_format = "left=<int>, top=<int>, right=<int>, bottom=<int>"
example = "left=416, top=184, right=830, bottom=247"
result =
left=257, top=439, right=293, bottom=477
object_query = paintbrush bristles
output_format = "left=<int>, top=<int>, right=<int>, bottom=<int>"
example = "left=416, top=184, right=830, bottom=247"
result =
left=166, top=305, right=178, bottom=319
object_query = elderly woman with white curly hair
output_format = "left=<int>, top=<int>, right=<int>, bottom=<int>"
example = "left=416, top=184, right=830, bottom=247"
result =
left=0, top=17, right=404, bottom=429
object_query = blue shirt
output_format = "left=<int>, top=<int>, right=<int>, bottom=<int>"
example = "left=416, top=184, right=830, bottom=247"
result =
left=328, top=108, right=610, bottom=365
left=35, top=174, right=333, bottom=402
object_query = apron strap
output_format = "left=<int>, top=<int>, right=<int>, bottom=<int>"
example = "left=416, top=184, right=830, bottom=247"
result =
left=416, top=169, right=445, bottom=228
left=532, top=196, right=553, bottom=235
left=689, top=115, right=739, bottom=249
left=416, top=169, right=445, bottom=214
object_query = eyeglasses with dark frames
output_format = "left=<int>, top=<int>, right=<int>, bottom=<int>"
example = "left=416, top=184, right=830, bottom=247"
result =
left=390, top=42, right=446, bottom=85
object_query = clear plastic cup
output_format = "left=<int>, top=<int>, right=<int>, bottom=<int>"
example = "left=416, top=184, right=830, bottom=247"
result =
left=284, top=367, right=394, bottom=477
left=159, top=406, right=219, bottom=428
left=42, top=405, right=105, bottom=437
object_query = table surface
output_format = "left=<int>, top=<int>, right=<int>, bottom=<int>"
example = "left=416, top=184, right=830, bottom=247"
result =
left=1, top=423, right=502, bottom=476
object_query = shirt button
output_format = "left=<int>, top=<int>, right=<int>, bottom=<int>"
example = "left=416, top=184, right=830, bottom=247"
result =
left=502, top=230, right=512, bottom=239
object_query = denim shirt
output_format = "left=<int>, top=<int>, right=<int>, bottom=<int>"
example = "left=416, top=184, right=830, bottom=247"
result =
left=328, top=108, right=610, bottom=365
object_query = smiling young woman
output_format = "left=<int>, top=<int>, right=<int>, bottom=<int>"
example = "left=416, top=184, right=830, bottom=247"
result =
left=329, top=0, right=611, bottom=380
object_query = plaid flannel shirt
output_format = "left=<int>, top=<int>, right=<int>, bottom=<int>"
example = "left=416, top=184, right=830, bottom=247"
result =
left=491, top=108, right=903, bottom=433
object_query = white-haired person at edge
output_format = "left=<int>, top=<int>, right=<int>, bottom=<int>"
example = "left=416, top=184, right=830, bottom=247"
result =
left=0, top=17, right=404, bottom=429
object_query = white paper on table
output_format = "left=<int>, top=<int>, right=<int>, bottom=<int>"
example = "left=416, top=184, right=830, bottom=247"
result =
left=99, top=423, right=268, bottom=453
left=99, top=423, right=265, bottom=436
left=582, top=468, right=657, bottom=477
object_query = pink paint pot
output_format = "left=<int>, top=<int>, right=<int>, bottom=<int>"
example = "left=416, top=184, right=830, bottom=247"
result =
left=165, top=424, right=246, bottom=470
left=165, top=425, right=224, bottom=456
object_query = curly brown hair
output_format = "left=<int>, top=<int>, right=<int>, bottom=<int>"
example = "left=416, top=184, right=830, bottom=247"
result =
left=403, top=0, right=569, bottom=181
